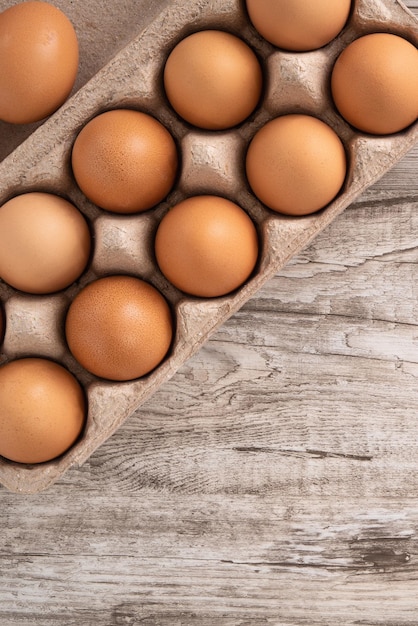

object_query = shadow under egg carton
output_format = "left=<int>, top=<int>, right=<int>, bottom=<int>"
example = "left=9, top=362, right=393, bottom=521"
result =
left=0, top=0, right=417, bottom=493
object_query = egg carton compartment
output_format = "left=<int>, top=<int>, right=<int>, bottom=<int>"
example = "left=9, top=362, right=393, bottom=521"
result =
left=0, top=0, right=418, bottom=493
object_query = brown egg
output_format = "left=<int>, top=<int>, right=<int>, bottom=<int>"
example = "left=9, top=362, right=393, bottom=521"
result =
left=155, top=196, right=259, bottom=298
left=71, top=109, right=178, bottom=214
left=246, top=0, right=351, bottom=51
left=0, top=358, right=86, bottom=464
left=246, top=114, right=347, bottom=216
left=65, top=275, right=173, bottom=381
left=331, top=33, right=418, bottom=135
left=0, top=1, right=78, bottom=124
left=0, top=192, right=91, bottom=294
left=163, top=30, right=263, bottom=130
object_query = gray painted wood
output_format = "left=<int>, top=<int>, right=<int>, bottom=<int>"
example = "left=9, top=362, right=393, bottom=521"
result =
left=2, top=2, right=418, bottom=624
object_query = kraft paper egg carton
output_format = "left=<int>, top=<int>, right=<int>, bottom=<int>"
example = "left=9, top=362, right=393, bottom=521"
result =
left=0, top=0, right=417, bottom=493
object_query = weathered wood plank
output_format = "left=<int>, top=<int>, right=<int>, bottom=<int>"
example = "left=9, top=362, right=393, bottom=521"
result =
left=2, top=494, right=418, bottom=624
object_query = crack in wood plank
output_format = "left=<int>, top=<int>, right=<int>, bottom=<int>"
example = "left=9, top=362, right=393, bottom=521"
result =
left=232, top=447, right=373, bottom=461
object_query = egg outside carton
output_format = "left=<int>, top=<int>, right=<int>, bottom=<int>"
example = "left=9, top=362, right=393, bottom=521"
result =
left=0, top=0, right=417, bottom=493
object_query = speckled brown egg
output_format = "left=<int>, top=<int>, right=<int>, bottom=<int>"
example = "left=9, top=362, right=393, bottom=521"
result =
left=0, top=192, right=91, bottom=294
left=65, top=275, right=173, bottom=381
left=155, top=196, right=259, bottom=297
left=163, top=30, right=263, bottom=130
left=0, top=1, right=79, bottom=124
left=331, top=33, right=418, bottom=135
left=71, top=109, right=178, bottom=214
left=0, top=357, right=86, bottom=464
left=246, top=114, right=347, bottom=216
left=246, top=0, right=351, bottom=51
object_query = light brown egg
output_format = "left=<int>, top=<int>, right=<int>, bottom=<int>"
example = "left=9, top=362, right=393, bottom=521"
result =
left=155, top=196, right=259, bottom=298
left=246, top=114, right=347, bottom=216
left=0, top=358, right=86, bottom=464
left=246, top=0, right=351, bottom=51
left=0, top=1, right=78, bottom=124
left=65, top=275, right=173, bottom=381
left=0, top=192, right=91, bottom=294
left=331, top=33, right=418, bottom=135
left=163, top=30, right=263, bottom=130
left=71, top=109, right=178, bottom=214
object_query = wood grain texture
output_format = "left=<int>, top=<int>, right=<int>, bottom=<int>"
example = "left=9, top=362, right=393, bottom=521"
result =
left=2, top=2, right=418, bottom=625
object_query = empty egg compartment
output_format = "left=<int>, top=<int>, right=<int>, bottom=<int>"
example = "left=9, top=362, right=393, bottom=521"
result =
left=0, top=0, right=418, bottom=493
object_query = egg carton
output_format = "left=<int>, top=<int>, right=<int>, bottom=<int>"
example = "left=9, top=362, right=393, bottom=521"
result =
left=0, top=0, right=417, bottom=494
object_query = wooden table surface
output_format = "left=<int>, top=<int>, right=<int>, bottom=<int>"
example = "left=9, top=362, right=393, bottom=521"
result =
left=2, top=1, right=418, bottom=624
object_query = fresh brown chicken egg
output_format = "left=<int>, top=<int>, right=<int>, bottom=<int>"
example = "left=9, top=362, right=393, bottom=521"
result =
left=155, top=195, right=259, bottom=298
left=65, top=275, right=173, bottom=381
left=331, top=33, right=418, bottom=135
left=0, top=0, right=79, bottom=124
left=71, top=109, right=178, bottom=214
left=0, top=192, right=91, bottom=294
left=246, top=0, right=352, bottom=51
left=163, top=30, right=263, bottom=130
left=0, top=357, right=86, bottom=465
left=246, top=114, right=347, bottom=216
